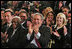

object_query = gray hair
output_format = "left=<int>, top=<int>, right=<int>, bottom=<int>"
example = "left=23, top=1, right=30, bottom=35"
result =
left=12, top=16, right=21, bottom=21
left=33, top=13, right=44, bottom=20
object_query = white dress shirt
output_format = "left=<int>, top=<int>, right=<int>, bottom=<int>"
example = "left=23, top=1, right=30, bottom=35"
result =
left=21, top=21, right=26, bottom=29
left=27, top=32, right=41, bottom=47
left=11, top=28, right=18, bottom=38
left=6, top=28, right=18, bottom=43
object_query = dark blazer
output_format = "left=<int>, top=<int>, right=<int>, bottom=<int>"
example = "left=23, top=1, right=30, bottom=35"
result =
left=38, top=25, right=51, bottom=48
left=51, top=25, right=71, bottom=48
left=51, top=26, right=64, bottom=48
left=1, top=23, right=8, bottom=33
left=6, top=25, right=33, bottom=48
left=27, top=25, right=51, bottom=48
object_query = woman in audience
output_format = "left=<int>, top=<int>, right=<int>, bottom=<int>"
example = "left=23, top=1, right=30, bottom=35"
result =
left=51, top=13, right=68, bottom=48
left=43, top=11, right=55, bottom=34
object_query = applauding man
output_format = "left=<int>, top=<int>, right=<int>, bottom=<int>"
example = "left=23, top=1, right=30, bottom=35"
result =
left=27, top=13, right=51, bottom=48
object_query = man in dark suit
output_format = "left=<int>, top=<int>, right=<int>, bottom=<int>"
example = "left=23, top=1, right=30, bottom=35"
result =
left=5, top=16, right=31, bottom=48
left=1, top=9, right=13, bottom=33
left=1, top=9, right=14, bottom=48
left=19, top=11, right=28, bottom=29
left=26, top=13, right=51, bottom=48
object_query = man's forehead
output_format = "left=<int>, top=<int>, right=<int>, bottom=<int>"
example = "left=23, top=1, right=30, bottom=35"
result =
left=5, top=12, right=11, bottom=15
left=34, top=15, right=41, bottom=19
left=5, top=12, right=11, bottom=14
left=20, top=13, right=26, bottom=15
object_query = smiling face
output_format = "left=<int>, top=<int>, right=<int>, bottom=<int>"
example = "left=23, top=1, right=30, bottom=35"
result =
left=19, top=12, right=27, bottom=22
left=5, top=12, right=13, bottom=24
left=47, top=12, right=54, bottom=21
left=32, top=14, right=42, bottom=26
left=56, top=13, right=67, bottom=27
left=12, top=18, right=20, bottom=29
left=56, top=16, right=64, bottom=26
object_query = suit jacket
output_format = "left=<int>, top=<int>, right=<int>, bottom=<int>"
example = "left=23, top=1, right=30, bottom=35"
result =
left=1, top=23, right=8, bottom=33
left=51, top=25, right=71, bottom=48
left=27, top=25, right=51, bottom=48
left=6, top=25, right=33, bottom=48
left=38, top=25, right=51, bottom=48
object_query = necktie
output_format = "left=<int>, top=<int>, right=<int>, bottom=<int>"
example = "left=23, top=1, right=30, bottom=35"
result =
left=35, top=37, right=41, bottom=48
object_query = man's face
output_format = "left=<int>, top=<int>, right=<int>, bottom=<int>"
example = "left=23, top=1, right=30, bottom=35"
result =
left=32, top=14, right=42, bottom=26
left=19, top=13, right=27, bottom=22
left=1, top=11, right=5, bottom=20
left=12, top=18, right=19, bottom=29
left=5, top=12, right=12, bottom=24
left=62, top=8, right=69, bottom=16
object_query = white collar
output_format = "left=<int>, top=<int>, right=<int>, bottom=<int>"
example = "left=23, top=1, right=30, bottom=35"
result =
left=21, top=21, right=25, bottom=25
left=7, top=23, right=12, bottom=27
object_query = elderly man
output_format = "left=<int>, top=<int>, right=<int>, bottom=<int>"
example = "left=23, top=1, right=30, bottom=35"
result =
left=1, top=16, right=32, bottom=48
left=26, top=13, right=51, bottom=48
left=5, top=16, right=27, bottom=48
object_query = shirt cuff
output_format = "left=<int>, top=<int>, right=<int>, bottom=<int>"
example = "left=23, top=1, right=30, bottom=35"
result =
left=64, top=32, right=67, bottom=36
left=27, top=33, right=32, bottom=40
left=35, top=32, right=41, bottom=39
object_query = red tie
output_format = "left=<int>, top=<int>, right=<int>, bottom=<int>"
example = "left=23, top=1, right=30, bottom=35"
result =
left=35, top=37, right=41, bottom=48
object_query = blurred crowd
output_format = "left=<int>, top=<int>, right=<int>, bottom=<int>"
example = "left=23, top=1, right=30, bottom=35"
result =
left=1, top=1, right=71, bottom=48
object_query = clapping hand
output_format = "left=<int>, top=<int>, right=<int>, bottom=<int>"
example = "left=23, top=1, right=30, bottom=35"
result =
left=28, top=22, right=33, bottom=35
left=52, top=30, right=60, bottom=37
left=33, top=24, right=39, bottom=34
left=1, top=32, right=8, bottom=43
left=63, top=26, right=67, bottom=35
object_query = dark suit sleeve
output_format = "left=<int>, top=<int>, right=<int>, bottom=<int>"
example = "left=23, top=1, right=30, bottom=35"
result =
left=18, top=28, right=34, bottom=48
left=38, top=26, right=51, bottom=48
